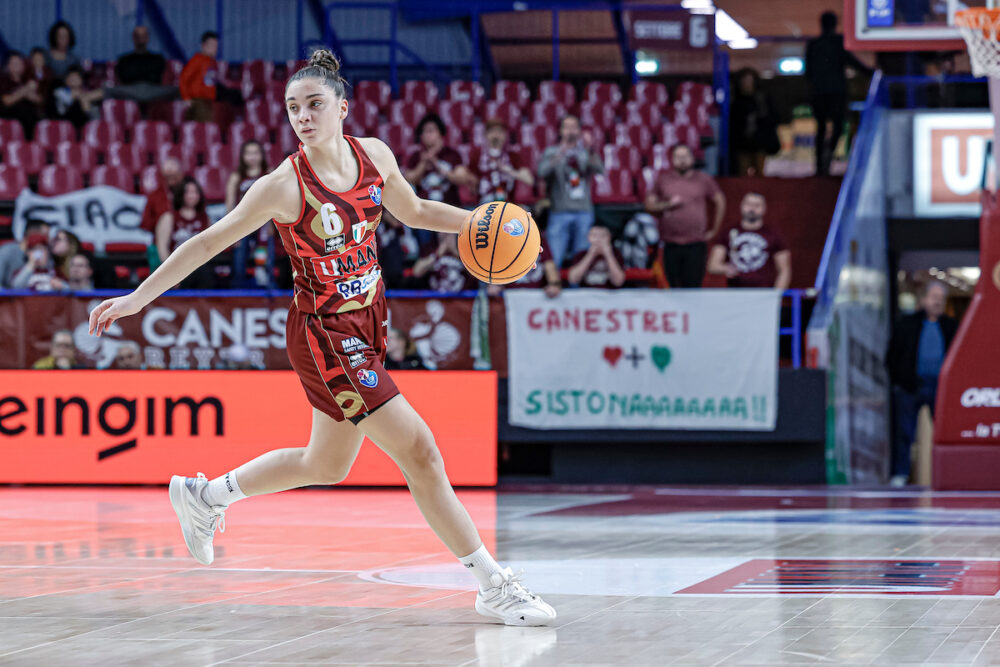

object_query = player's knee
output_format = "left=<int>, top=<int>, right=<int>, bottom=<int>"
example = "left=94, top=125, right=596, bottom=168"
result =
left=402, top=432, right=444, bottom=480
left=302, top=451, right=351, bottom=485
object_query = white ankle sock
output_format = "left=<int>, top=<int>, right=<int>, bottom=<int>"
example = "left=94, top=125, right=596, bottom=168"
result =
left=200, top=470, right=247, bottom=507
left=458, top=544, right=504, bottom=591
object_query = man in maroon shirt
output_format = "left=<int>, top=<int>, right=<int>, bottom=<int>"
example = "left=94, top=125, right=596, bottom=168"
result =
left=567, top=225, right=626, bottom=289
left=140, top=157, right=184, bottom=232
left=469, top=118, right=534, bottom=205
left=644, top=144, right=725, bottom=288
left=708, top=192, right=791, bottom=290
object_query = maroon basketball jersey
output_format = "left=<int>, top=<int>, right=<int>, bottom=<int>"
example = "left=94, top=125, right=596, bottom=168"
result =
left=275, top=136, right=385, bottom=316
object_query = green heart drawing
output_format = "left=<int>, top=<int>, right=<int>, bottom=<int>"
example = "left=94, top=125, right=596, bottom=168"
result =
left=651, top=346, right=671, bottom=372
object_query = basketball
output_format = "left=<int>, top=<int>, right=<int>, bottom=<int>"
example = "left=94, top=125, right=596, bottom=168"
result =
left=458, top=201, right=541, bottom=285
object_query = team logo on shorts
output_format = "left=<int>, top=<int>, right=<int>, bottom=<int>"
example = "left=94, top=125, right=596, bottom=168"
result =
left=503, top=219, right=525, bottom=237
left=368, top=184, right=382, bottom=205
left=357, top=369, right=379, bottom=388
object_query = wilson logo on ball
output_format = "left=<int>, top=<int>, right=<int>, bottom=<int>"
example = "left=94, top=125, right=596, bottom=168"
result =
left=475, top=203, right=498, bottom=249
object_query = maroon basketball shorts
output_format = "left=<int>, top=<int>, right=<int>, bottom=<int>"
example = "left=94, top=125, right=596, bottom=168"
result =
left=285, top=298, right=399, bottom=424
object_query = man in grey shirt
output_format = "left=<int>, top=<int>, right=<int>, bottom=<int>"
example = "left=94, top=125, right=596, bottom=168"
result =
left=0, top=219, right=50, bottom=288
left=537, top=115, right=604, bottom=269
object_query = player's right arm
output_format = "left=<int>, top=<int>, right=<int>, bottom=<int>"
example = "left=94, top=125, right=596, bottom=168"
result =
left=89, top=163, right=299, bottom=336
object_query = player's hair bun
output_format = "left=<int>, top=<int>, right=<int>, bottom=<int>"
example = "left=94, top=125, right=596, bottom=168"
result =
left=308, top=49, right=341, bottom=76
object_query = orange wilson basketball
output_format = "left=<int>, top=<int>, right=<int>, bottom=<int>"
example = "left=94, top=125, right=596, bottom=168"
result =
left=458, top=201, right=541, bottom=285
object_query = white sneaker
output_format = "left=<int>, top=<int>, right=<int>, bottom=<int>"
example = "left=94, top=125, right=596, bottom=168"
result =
left=475, top=567, right=557, bottom=626
left=168, top=473, right=226, bottom=565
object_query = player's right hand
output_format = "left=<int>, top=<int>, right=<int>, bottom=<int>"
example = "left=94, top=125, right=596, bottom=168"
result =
left=89, top=295, right=143, bottom=337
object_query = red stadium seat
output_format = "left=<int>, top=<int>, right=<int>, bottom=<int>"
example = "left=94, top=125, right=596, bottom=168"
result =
left=482, top=100, right=521, bottom=132
left=348, top=99, right=380, bottom=132
left=630, top=81, right=669, bottom=107
left=54, top=142, right=97, bottom=172
left=578, top=100, right=616, bottom=134
left=512, top=179, right=538, bottom=205
left=90, top=165, right=135, bottom=192
left=180, top=121, right=222, bottom=150
left=194, top=165, right=228, bottom=202
left=517, top=143, right=541, bottom=171
left=344, top=115, right=366, bottom=138
left=107, top=141, right=148, bottom=172
left=162, top=59, right=184, bottom=85
left=132, top=121, right=174, bottom=155
left=492, top=80, right=530, bottom=109
left=447, top=81, right=485, bottom=112
left=354, top=80, right=392, bottom=112
left=4, top=142, right=46, bottom=176
left=207, top=142, right=240, bottom=170
left=228, top=121, right=271, bottom=147
left=469, top=121, right=485, bottom=147
left=678, top=81, right=714, bottom=108
left=660, top=122, right=679, bottom=148
left=139, top=165, right=160, bottom=195
left=529, top=101, right=566, bottom=128
left=285, top=59, right=308, bottom=77
left=102, top=99, right=141, bottom=126
left=245, top=98, right=284, bottom=129
left=38, top=165, right=84, bottom=196
left=583, top=81, right=623, bottom=109
left=538, top=80, right=576, bottom=108
left=445, top=124, right=465, bottom=147
left=0, top=119, right=25, bottom=144
left=584, top=127, right=605, bottom=150
left=0, top=164, right=28, bottom=200
left=402, top=80, right=439, bottom=108
left=265, top=142, right=291, bottom=166
left=262, top=80, right=286, bottom=103
left=637, top=166, right=657, bottom=202
left=275, top=124, right=299, bottom=155
left=519, top=124, right=558, bottom=150
left=147, top=100, right=186, bottom=128
left=377, top=123, right=415, bottom=155
left=82, top=119, right=125, bottom=153
left=650, top=143, right=673, bottom=171
left=602, top=144, right=642, bottom=173
left=241, top=60, right=275, bottom=95
left=614, top=123, right=654, bottom=153
left=592, top=168, right=635, bottom=204
left=671, top=124, right=702, bottom=154
left=387, top=100, right=427, bottom=129
left=157, top=144, right=197, bottom=173
left=625, top=100, right=662, bottom=129
left=34, top=120, right=77, bottom=151
left=436, top=100, right=474, bottom=133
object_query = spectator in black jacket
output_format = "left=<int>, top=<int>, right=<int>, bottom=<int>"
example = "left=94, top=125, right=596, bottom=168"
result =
left=805, top=12, right=874, bottom=175
left=886, top=281, right=958, bottom=486
left=105, top=26, right=177, bottom=103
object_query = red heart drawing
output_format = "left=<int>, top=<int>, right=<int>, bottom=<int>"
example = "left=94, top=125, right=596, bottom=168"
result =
left=603, top=346, right=623, bottom=367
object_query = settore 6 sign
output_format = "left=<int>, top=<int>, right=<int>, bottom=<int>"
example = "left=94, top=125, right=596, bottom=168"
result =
left=913, top=112, right=994, bottom=217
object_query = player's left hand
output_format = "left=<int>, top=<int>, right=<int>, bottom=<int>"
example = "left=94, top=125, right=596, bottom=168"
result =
left=89, top=294, right=144, bottom=337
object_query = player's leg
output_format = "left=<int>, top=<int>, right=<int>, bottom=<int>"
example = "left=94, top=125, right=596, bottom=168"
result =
left=356, top=394, right=556, bottom=626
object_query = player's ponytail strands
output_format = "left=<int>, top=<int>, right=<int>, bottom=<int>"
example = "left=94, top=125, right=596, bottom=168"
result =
left=286, top=48, right=347, bottom=98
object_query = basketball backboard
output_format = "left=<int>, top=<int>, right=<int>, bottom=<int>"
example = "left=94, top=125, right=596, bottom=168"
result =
left=845, top=0, right=995, bottom=51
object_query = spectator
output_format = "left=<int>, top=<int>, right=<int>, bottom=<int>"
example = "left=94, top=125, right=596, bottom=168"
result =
left=11, top=235, right=66, bottom=292
left=105, top=26, right=176, bottom=103
left=537, top=114, right=604, bottom=269
left=65, top=253, right=94, bottom=291
left=141, top=156, right=185, bottom=235
left=404, top=113, right=472, bottom=246
left=376, top=210, right=420, bottom=289
left=0, top=219, right=50, bottom=287
left=28, top=47, right=53, bottom=101
left=806, top=11, right=874, bottom=176
left=730, top=69, right=780, bottom=177
left=45, top=20, right=81, bottom=81
left=47, top=66, right=102, bottom=130
left=567, top=225, right=625, bottom=289
left=217, top=343, right=259, bottom=370
left=412, top=232, right=479, bottom=293
left=227, top=140, right=274, bottom=287
left=49, top=228, right=81, bottom=280
left=156, top=177, right=214, bottom=288
left=645, top=144, right=725, bottom=288
left=0, top=51, right=43, bottom=139
left=33, top=329, right=85, bottom=369
left=384, top=328, right=427, bottom=370
left=180, top=31, right=241, bottom=121
left=111, top=340, right=144, bottom=370
left=707, top=192, right=791, bottom=290
left=469, top=118, right=534, bottom=205
left=886, top=281, right=957, bottom=487
left=487, top=239, right=561, bottom=298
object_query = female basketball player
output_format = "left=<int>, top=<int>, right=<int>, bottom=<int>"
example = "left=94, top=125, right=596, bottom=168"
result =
left=88, top=50, right=555, bottom=626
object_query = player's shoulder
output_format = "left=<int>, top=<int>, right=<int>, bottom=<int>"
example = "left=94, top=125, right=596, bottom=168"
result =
left=355, top=136, right=395, bottom=179
left=243, top=158, right=301, bottom=222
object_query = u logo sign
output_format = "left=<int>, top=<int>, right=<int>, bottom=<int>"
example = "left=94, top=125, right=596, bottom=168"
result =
left=320, top=203, right=343, bottom=237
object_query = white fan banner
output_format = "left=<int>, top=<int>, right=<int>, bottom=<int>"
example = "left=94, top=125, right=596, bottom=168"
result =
left=13, top=186, right=152, bottom=252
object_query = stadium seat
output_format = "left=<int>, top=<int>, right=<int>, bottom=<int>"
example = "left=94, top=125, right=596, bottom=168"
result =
left=228, top=121, right=271, bottom=147
left=625, top=100, right=663, bottom=129
left=101, top=99, right=141, bottom=127
left=82, top=120, right=125, bottom=153
left=346, top=99, right=377, bottom=133
left=614, top=123, right=654, bottom=153
left=583, top=81, right=623, bottom=108
left=0, top=164, right=28, bottom=200
left=354, top=80, right=392, bottom=112
left=492, top=80, right=531, bottom=109
left=4, top=142, right=46, bottom=176
left=482, top=100, right=521, bottom=132
left=156, top=144, right=198, bottom=173
left=241, top=59, right=275, bottom=96
left=139, top=165, right=160, bottom=195
left=402, top=80, right=439, bottom=108
left=148, top=100, right=186, bottom=128
left=637, top=166, right=657, bottom=202
left=265, top=142, right=291, bottom=167
left=518, top=144, right=541, bottom=171
left=132, top=121, right=174, bottom=155
left=194, top=165, right=228, bottom=202
left=275, top=124, right=299, bottom=155
left=578, top=100, right=616, bottom=134
left=469, top=121, right=486, bottom=147
left=343, top=115, right=366, bottom=138
left=162, top=59, right=184, bottom=85
left=512, top=179, right=538, bottom=205
left=207, top=142, right=240, bottom=170
left=34, top=120, right=77, bottom=152
left=262, top=80, right=286, bottom=103
left=54, top=142, right=97, bottom=172
left=678, top=81, right=714, bottom=108
left=245, top=98, right=284, bottom=129
left=447, top=80, right=485, bottom=112
left=538, top=80, right=576, bottom=108
left=529, top=101, right=566, bottom=128
left=437, top=100, right=474, bottom=133
left=180, top=121, right=222, bottom=150
left=650, top=143, right=673, bottom=171
left=630, top=81, right=669, bottom=107
left=106, top=141, right=148, bottom=172
left=377, top=123, right=414, bottom=154
left=519, top=124, right=558, bottom=150
left=0, top=119, right=25, bottom=144
left=602, top=144, right=643, bottom=173
left=592, top=168, right=634, bottom=204
left=585, top=127, right=606, bottom=150
left=90, top=165, right=135, bottom=192
left=445, top=124, right=465, bottom=147
left=38, top=165, right=84, bottom=196
left=285, top=59, right=308, bottom=77
left=387, top=100, right=427, bottom=129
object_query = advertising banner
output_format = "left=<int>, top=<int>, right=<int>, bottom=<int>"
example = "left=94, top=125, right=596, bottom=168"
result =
left=13, top=186, right=152, bottom=250
left=505, top=289, right=781, bottom=430
left=913, top=112, right=993, bottom=217
left=0, top=370, right=497, bottom=485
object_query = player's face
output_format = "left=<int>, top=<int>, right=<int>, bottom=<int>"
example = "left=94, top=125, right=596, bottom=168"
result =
left=285, top=79, right=346, bottom=146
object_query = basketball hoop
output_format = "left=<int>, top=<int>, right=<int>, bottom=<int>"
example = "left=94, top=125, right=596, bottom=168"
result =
left=955, top=7, right=1000, bottom=190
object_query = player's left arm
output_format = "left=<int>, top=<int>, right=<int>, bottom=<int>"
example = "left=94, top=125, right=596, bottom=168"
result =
left=361, top=137, right=471, bottom=234
left=773, top=249, right=791, bottom=292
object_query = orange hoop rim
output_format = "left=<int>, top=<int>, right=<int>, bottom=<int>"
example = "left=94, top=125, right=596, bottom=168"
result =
left=955, top=7, right=1000, bottom=33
